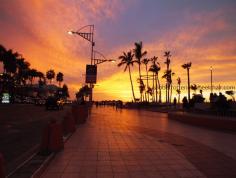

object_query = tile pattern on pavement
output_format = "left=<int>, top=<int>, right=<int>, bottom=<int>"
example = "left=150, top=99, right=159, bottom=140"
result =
left=41, top=106, right=236, bottom=178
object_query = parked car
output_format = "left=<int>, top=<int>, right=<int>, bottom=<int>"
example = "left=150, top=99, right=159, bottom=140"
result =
left=45, top=96, right=64, bottom=110
left=35, top=98, right=46, bottom=106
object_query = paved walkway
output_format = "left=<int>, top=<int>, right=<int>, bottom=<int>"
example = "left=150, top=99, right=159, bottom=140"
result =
left=41, top=106, right=236, bottom=178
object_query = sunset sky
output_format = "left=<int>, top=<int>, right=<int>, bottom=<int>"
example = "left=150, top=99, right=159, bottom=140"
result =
left=0, top=0, right=236, bottom=101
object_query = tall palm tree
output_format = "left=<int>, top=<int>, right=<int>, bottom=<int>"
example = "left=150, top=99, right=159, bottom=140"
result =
left=150, top=56, right=158, bottom=102
left=142, top=58, right=151, bottom=102
left=149, top=61, right=161, bottom=103
left=162, top=69, right=175, bottom=103
left=164, top=51, right=171, bottom=103
left=118, top=51, right=136, bottom=102
left=176, top=77, right=181, bottom=103
left=182, top=62, right=192, bottom=102
left=134, top=41, right=147, bottom=101
left=46, top=69, right=55, bottom=84
left=56, top=72, right=64, bottom=87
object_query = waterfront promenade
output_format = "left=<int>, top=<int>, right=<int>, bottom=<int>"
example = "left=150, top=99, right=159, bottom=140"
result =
left=41, top=106, right=236, bottom=178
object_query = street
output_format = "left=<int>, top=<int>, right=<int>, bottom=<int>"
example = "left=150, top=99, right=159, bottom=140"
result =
left=0, top=104, right=70, bottom=173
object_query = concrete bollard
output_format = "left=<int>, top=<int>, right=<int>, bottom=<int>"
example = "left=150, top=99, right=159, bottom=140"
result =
left=48, top=121, right=64, bottom=152
left=63, top=113, right=76, bottom=134
left=71, top=105, right=88, bottom=124
left=0, top=153, right=5, bottom=178
left=40, top=120, right=64, bottom=153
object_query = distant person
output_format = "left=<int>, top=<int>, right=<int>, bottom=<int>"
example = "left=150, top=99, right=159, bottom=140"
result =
left=173, top=97, right=177, bottom=108
left=182, top=97, right=188, bottom=109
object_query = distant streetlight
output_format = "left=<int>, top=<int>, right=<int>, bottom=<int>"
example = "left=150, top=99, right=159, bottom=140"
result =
left=210, top=66, right=213, bottom=93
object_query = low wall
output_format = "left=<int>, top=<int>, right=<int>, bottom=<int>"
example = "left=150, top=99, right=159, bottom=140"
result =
left=168, top=112, right=236, bottom=132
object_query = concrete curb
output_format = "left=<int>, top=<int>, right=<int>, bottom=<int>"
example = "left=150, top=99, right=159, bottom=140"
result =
left=168, top=112, right=236, bottom=132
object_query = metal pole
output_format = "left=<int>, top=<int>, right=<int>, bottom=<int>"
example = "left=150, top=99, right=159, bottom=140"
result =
left=89, top=25, right=94, bottom=103
left=210, top=66, right=213, bottom=93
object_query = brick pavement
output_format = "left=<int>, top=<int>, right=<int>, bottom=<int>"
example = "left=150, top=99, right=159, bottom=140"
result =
left=41, top=106, right=236, bottom=178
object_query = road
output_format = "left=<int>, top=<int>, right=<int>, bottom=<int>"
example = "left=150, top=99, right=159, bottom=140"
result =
left=42, top=106, right=236, bottom=178
left=0, top=104, right=70, bottom=173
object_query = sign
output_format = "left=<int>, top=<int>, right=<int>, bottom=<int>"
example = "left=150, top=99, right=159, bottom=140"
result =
left=86, top=65, right=97, bottom=83
left=2, top=93, right=10, bottom=103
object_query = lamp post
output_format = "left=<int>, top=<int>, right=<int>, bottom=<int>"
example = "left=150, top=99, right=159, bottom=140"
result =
left=68, top=25, right=95, bottom=102
left=210, top=66, right=213, bottom=93
left=68, top=26, right=115, bottom=102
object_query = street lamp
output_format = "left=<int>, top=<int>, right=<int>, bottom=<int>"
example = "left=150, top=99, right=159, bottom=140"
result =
left=68, top=25, right=95, bottom=65
left=68, top=25, right=115, bottom=102
left=68, top=25, right=95, bottom=102
left=210, top=66, right=213, bottom=93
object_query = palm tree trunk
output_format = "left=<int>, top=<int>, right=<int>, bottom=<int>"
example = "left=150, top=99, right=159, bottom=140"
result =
left=157, top=74, right=161, bottom=103
left=166, top=84, right=168, bottom=103
left=170, top=84, right=172, bottom=103
left=178, top=84, right=180, bottom=103
left=128, top=66, right=136, bottom=102
left=152, top=72, right=155, bottom=102
left=155, top=74, right=158, bottom=103
left=187, top=69, right=190, bottom=102
left=146, top=65, right=149, bottom=102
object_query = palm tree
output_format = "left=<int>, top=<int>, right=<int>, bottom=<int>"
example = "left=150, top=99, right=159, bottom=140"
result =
left=162, top=69, right=175, bottom=103
left=46, top=69, right=55, bottom=84
left=142, top=58, right=151, bottom=102
left=3, top=49, right=18, bottom=75
left=118, top=51, right=136, bottom=102
left=28, top=69, right=38, bottom=85
left=176, top=77, right=181, bottom=103
left=56, top=72, right=64, bottom=87
left=149, top=61, right=161, bottom=103
left=149, top=56, right=158, bottom=102
left=182, top=62, right=192, bottom=102
left=164, top=51, right=171, bottom=103
left=134, top=41, right=147, bottom=101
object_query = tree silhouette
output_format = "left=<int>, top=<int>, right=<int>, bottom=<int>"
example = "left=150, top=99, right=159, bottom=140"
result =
left=118, top=51, right=136, bottom=102
left=163, top=51, right=172, bottom=103
left=46, top=69, right=55, bottom=84
left=56, top=72, right=64, bottom=87
left=176, top=77, right=181, bottom=103
left=149, top=59, right=161, bottom=103
left=225, top=90, right=235, bottom=101
left=62, top=84, right=69, bottom=98
left=134, top=41, right=147, bottom=101
left=190, top=84, right=198, bottom=94
left=182, top=62, right=192, bottom=102
left=142, top=58, right=151, bottom=102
